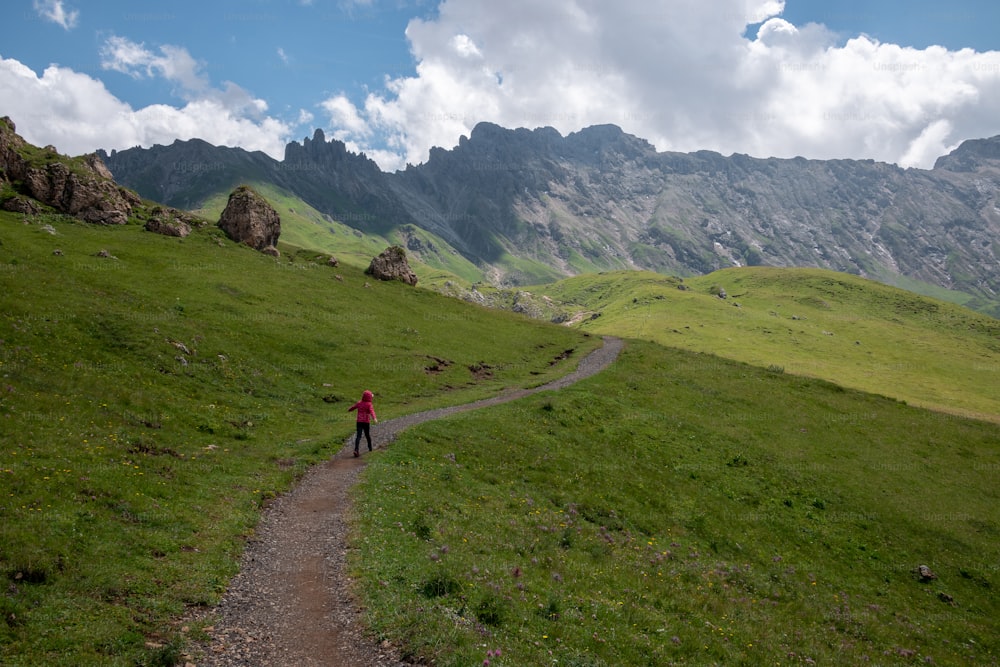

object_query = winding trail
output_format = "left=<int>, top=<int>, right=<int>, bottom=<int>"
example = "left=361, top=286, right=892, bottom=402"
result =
left=192, top=336, right=623, bottom=667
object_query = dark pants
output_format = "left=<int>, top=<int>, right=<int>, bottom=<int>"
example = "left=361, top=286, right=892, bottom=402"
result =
left=355, top=421, right=371, bottom=451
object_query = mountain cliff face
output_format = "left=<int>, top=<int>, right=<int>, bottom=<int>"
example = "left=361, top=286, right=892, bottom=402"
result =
left=100, top=123, right=1000, bottom=307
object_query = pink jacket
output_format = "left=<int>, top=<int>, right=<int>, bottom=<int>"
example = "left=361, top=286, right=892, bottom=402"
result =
left=348, top=390, right=377, bottom=423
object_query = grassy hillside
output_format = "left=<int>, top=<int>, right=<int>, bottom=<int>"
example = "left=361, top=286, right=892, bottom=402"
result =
left=354, top=340, right=1000, bottom=666
left=4, top=197, right=999, bottom=666
left=0, top=211, right=597, bottom=666
left=191, top=182, right=486, bottom=284
left=532, top=268, right=1000, bottom=421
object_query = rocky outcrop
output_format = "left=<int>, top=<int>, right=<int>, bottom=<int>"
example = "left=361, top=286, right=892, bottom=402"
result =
left=144, top=205, right=197, bottom=237
left=0, top=116, right=139, bottom=224
left=217, top=185, right=281, bottom=253
left=365, top=245, right=418, bottom=286
left=2, top=195, right=41, bottom=215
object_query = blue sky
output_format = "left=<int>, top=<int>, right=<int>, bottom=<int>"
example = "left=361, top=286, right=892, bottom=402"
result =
left=2, top=0, right=1000, bottom=170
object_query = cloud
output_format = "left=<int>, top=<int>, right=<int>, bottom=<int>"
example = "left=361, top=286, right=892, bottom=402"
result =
left=33, top=0, right=78, bottom=30
left=100, top=36, right=210, bottom=99
left=0, top=55, right=291, bottom=159
left=297, top=109, right=315, bottom=126
left=98, top=36, right=279, bottom=121
left=321, top=0, right=1000, bottom=170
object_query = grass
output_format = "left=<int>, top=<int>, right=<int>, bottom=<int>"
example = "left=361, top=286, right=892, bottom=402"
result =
left=4, top=194, right=1000, bottom=666
left=191, top=181, right=486, bottom=283
left=0, top=210, right=597, bottom=666
left=353, top=340, right=1000, bottom=666
left=531, top=267, right=1000, bottom=421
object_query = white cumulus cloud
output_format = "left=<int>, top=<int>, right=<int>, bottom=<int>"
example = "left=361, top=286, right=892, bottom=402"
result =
left=0, top=54, right=291, bottom=159
left=320, top=0, right=1000, bottom=170
left=33, top=0, right=78, bottom=31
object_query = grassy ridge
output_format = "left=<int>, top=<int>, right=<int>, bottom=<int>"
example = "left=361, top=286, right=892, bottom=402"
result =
left=534, top=268, right=1000, bottom=421
left=0, top=211, right=597, bottom=666
left=354, top=340, right=1000, bottom=666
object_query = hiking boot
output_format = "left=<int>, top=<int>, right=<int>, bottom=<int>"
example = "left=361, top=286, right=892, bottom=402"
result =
left=353, top=449, right=359, bottom=458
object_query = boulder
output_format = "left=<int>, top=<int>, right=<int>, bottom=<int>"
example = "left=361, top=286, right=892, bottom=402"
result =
left=365, top=245, right=418, bottom=286
left=217, top=185, right=281, bottom=252
left=144, top=205, right=196, bottom=238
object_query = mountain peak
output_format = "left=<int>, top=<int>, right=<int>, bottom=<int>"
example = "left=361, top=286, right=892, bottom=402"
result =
left=933, top=135, right=1000, bottom=171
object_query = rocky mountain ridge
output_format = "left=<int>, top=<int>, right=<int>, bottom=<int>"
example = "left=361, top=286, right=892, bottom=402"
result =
left=98, top=122, right=1000, bottom=311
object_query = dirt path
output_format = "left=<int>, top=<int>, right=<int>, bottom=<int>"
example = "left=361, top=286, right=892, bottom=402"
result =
left=189, top=336, right=623, bottom=666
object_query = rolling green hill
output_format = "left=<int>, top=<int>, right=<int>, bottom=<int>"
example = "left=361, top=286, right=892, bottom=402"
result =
left=355, top=339, right=1000, bottom=666
left=532, top=267, right=1000, bottom=421
left=0, top=210, right=596, bottom=666
left=2, top=202, right=999, bottom=666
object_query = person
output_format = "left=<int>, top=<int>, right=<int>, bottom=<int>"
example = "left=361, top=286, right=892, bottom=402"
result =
left=348, top=390, right=377, bottom=457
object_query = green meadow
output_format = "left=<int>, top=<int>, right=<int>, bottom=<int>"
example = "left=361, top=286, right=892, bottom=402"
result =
left=1, top=202, right=999, bottom=667
left=354, top=341, right=1000, bottom=666
left=533, top=268, right=1000, bottom=421
left=0, top=211, right=595, bottom=666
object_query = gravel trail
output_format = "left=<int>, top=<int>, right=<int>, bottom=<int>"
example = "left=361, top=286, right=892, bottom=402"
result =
left=188, top=336, right=623, bottom=666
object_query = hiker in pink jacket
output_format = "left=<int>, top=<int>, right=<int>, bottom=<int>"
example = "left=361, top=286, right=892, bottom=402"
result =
left=348, top=390, right=377, bottom=457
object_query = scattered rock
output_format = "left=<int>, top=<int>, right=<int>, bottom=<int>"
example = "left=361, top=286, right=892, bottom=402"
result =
left=1, top=195, right=41, bottom=214
left=938, top=591, right=956, bottom=605
left=144, top=206, right=193, bottom=238
left=95, top=249, right=117, bottom=259
left=365, top=245, right=418, bottom=286
left=327, top=255, right=339, bottom=267
left=914, top=565, right=937, bottom=582
left=169, top=340, right=192, bottom=355
left=217, top=185, right=281, bottom=252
